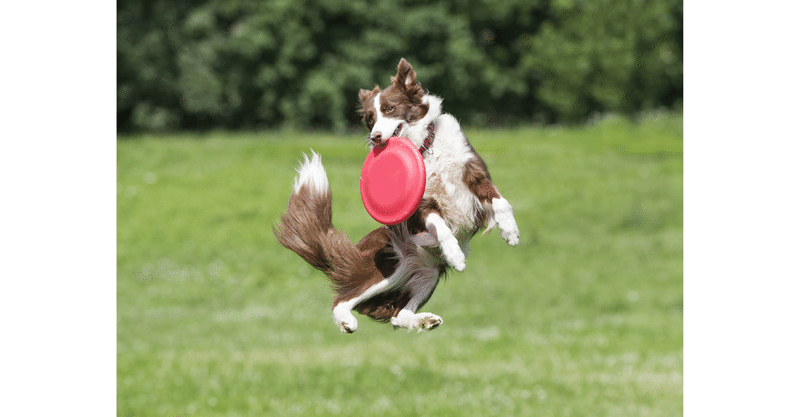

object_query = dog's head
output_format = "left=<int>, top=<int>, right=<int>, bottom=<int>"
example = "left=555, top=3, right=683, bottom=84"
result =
left=358, top=58, right=431, bottom=147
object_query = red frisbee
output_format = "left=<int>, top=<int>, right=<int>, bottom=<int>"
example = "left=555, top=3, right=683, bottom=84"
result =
left=360, top=137, right=426, bottom=225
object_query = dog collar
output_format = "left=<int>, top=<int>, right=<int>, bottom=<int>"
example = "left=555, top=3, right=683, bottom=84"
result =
left=419, top=122, right=435, bottom=155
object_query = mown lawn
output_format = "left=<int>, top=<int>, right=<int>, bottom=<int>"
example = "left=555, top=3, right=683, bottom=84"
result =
left=118, top=112, right=682, bottom=416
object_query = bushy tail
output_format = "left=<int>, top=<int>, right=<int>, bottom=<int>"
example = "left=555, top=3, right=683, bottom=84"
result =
left=273, top=152, right=367, bottom=285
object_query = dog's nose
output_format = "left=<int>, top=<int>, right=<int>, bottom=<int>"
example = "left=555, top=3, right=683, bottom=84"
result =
left=370, top=132, right=383, bottom=143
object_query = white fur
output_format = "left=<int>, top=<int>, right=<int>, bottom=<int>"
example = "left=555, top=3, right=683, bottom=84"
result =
left=425, top=212, right=466, bottom=271
left=492, top=197, right=520, bottom=246
left=333, top=278, right=392, bottom=333
left=421, top=112, right=484, bottom=238
left=401, top=95, right=443, bottom=148
left=391, top=309, right=443, bottom=332
left=332, top=303, right=359, bottom=333
left=292, top=151, right=329, bottom=195
left=412, top=99, right=494, bottom=269
left=369, top=92, right=402, bottom=143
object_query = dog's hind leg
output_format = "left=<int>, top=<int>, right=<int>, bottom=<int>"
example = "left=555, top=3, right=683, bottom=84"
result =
left=332, top=279, right=393, bottom=333
left=391, top=307, right=443, bottom=332
left=392, top=309, right=443, bottom=332
left=390, top=269, right=443, bottom=332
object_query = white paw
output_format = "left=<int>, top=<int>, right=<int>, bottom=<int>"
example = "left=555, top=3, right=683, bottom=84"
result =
left=442, top=244, right=467, bottom=271
left=501, top=224, right=520, bottom=246
left=337, top=315, right=358, bottom=333
left=492, top=197, right=519, bottom=247
left=448, top=255, right=467, bottom=272
left=391, top=311, right=443, bottom=332
left=416, top=312, right=443, bottom=331
left=333, top=305, right=357, bottom=333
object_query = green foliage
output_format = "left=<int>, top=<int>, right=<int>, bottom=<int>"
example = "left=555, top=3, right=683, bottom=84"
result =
left=118, top=0, right=682, bottom=132
left=524, top=0, right=682, bottom=122
left=118, top=113, right=683, bottom=415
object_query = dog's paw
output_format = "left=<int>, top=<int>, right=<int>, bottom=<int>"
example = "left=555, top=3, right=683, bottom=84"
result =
left=333, top=305, right=358, bottom=333
left=416, top=313, right=443, bottom=332
left=501, top=224, right=520, bottom=246
left=337, top=315, right=358, bottom=333
left=450, top=257, right=466, bottom=272
left=492, top=198, right=519, bottom=247
left=391, top=311, right=443, bottom=332
left=442, top=245, right=467, bottom=272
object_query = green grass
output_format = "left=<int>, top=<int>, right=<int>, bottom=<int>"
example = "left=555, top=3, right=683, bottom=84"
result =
left=118, top=112, right=682, bottom=416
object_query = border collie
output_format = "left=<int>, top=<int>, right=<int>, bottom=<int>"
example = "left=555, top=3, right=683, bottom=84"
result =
left=275, top=58, right=519, bottom=333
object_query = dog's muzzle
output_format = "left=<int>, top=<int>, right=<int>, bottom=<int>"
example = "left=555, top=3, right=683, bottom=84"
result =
left=370, top=124, right=403, bottom=146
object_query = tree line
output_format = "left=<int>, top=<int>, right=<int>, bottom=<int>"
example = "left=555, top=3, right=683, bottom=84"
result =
left=117, top=0, right=682, bottom=132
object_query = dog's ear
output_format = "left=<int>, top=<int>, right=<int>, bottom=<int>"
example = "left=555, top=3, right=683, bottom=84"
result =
left=358, top=86, right=380, bottom=106
left=392, top=58, right=417, bottom=90
left=393, top=58, right=425, bottom=105
left=358, top=88, right=372, bottom=103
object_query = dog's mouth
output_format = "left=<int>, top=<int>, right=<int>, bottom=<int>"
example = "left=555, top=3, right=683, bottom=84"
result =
left=369, top=124, right=404, bottom=147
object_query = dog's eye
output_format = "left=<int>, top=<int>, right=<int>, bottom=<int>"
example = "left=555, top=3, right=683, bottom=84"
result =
left=386, top=106, right=394, bottom=112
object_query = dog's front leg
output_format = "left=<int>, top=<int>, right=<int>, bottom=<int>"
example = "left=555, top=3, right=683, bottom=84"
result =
left=491, top=197, right=520, bottom=246
left=425, top=212, right=466, bottom=271
left=464, top=157, right=520, bottom=246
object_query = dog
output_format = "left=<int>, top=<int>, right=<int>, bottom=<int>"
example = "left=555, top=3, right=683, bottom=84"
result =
left=275, top=58, right=519, bottom=332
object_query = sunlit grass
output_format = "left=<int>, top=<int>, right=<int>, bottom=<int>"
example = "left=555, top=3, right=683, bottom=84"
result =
left=118, top=113, right=682, bottom=416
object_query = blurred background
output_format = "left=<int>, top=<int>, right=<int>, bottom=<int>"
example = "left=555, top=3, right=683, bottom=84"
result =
left=117, top=0, right=682, bottom=133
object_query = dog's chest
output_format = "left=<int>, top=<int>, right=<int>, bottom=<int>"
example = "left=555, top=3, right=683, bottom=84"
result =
left=422, top=146, right=479, bottom=235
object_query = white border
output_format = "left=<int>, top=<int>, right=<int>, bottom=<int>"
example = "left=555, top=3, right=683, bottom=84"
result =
left=685, top=1, right=799, bottom=416
left=3, top=1, right=116, bottom=414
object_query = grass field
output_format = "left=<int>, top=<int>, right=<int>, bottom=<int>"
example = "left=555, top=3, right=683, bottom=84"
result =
left=118, top=112, right=682, bottom=416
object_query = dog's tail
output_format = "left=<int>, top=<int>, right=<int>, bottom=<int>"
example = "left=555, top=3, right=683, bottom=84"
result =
left=274, top=152, right=368, bottom=288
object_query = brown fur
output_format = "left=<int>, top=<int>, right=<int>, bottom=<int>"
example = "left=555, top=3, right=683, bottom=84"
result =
left=273, top=184, right=335, bottom=271
left=358, top=86, right=380, bottom=130
left=274, top=185, right=395, bottom=319
left=352, top=289, right=411, bottom=323
left=463, top=154, right=501, bottom=204
left=405, top=198, right=441, bottom=235
left=358, top=58, right=429, bottom=132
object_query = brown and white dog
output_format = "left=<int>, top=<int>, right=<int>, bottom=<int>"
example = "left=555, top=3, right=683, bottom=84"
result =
left=275, top=58, right=519, bottom=333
